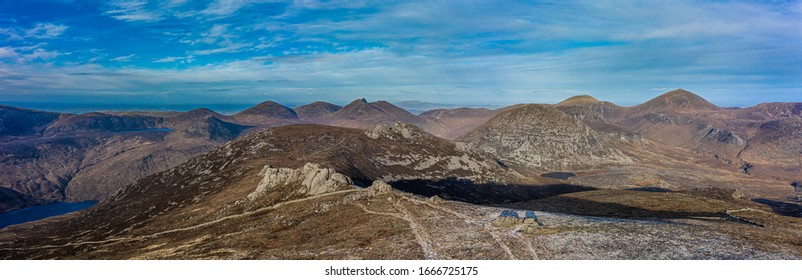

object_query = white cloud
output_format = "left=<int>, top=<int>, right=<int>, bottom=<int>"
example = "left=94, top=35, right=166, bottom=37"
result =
left=153, top=56, right=181, bottom=63
left=153, top=55, right=195, bottom=63
left=0, top=45, right=64, bottom=63
left=165, top=0, right=189, bottom=8
left=190, top=24, right=253, bottom=55
left=202, top=0, right=275, bottom=16
left=23, top=49, right=64, bottom=61
left=24, top=23, right=68, bottom=39
left=0, top=23, right=68, bottom=40
left=0, top=47, right=17, bottom=59
left=111, top=54, right=137, bottom=62
left=195, top=43, right=252, bottom=55
left=0, top=28, right=23, bottom=40
left=106, top=0, right=162, bottom=22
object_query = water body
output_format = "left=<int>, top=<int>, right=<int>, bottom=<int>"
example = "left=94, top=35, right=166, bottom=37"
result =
left=540, top=172, right=576, bottom=180
left=0, top=102, right=256, bottom=115
left=117, top=128, right=175, bottom=133
left=0, top=201, right=97, bottom=228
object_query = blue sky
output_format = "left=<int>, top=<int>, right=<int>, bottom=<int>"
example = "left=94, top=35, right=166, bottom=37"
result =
left=0, top=0, right=801, bottom=108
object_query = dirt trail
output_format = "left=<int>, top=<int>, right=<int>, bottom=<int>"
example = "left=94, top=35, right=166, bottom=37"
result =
left=2, top=189, right=363, bottom=251
left=352, top=202, right=436, bottom=259
left=402, top=197, right=517, bottom=260
left=392, top=200, right=439, bottom=259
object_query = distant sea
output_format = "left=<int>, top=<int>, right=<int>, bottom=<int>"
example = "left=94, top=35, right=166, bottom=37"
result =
left=0, top=102, right=260, bottom=115
left=1, top=101, right=507, bottom=115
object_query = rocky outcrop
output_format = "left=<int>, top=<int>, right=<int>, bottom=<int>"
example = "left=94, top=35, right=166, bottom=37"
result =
left=427, top=195, right=445, bottom=204
left=366, top=121, right=433, bottom=140
left=363, top=123, right=516, bottom=183
left=368, top=180, right=394, bottom=194
left=248, top=163, right=353, bottom=199
left=700, top=126, right=744, bottom=145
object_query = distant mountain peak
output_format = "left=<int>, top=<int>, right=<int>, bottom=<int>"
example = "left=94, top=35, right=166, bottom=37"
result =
left=294, top=101, right=342, bottom=121
left=322, top=99, right=426, bottom=129
left=236, top=101, right=294, bottom=115
left=247, top=100, right=284, bottom=109
left=183, top=108, right=220, bottom=118
left=556, top=95, right=600, bottom=106
left=340, top=98, right=369, bottom=108
left=233, top=101, right=298, bottom=124
left=637, top=89, right=719, bottom=112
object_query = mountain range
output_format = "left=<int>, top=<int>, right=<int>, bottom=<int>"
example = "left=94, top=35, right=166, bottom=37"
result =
left=2, top=89, right=802, bottom=259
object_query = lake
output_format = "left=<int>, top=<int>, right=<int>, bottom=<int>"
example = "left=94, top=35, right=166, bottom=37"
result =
left=540, top=172, right=577, bottom=180
left=0, top=201, right=97, bottom=228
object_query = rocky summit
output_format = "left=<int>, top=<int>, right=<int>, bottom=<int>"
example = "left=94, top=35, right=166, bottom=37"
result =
left=457, top=104, right=635, bottom=174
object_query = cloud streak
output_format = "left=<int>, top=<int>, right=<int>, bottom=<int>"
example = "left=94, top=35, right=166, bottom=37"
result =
left=0, top=23, right=68, bottom=40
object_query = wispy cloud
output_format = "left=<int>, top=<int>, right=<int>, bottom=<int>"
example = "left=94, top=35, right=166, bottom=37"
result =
left=0, top=23, right=68, bottom=40
left=191, top=24, right=253, bottom=55
left=153, top=55, right=195, bottom=63
left=201, top=0, right=276, bottom=16
left=25, top=23, right=68, bottom=39
left=110, top=54, right=137, bottom=62
left=194, top=43, right=252, bottom=55
left=0, top=45, right=65, bottom=63
left=105, top=0, right=163, bottom=22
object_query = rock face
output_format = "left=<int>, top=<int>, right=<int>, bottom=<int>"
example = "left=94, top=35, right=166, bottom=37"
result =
left=458, top=104, right=634, bottom=174
left=361, top=123, right=516, bottom=183
left=368, top=180, right=394, bottom=194
left=248, top=163, right=353, bottom=199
